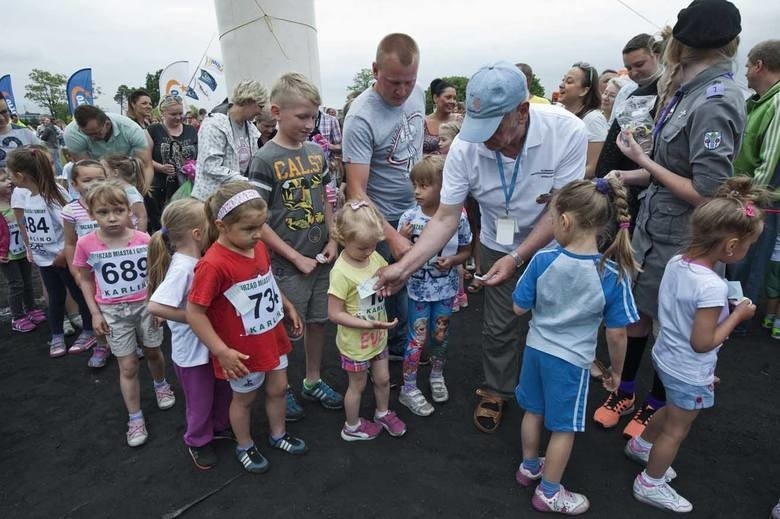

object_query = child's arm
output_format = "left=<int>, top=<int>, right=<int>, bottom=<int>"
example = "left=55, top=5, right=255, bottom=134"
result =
left=327, top=294, right=398, bottom=329
left=147, top=302, right=186, bottom=323
left=691, top=300, right=756, bottom=353
left=186, top=301, right=250, bottom=379
left=0, top=216, right=9, bottom=262
left=512, top=303, right=530, bottom=316
left=603, top=327, right=627, bottom=392
left=78, top=267, right=109, bottom=335
left=261, top=223, right=317, bottom=275
left=320, top=194, right=338, bottom=262
left=435, top=244, right=471, bottom=271
left=280, top=291, right=303, bottom=338
left=132, top=201, right=148, bottom=233
left=63, top=221, right=78, bottom=277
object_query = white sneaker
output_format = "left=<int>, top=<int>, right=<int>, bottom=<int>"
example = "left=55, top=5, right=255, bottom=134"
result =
left=69, top=314, right=83, bottom=330
left=624, top=438, right=677, bottom=481
left=398, top=388, right=434, bottom=416
left=62, top=319, right=76, bottom=337
left=430, top=377, right=449, bottom=403
left=154, top=383, right=176, bottom=410
left=531, top=484, right=590, bottom=515
left=126, top=418, right=148, bottom=447
left=633, top=474, right=693, bottom=513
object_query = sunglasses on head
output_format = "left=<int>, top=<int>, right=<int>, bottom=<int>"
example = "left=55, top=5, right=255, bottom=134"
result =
left=572, top=62, right=597, bottom=88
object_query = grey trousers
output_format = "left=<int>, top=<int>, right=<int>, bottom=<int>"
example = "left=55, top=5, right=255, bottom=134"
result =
left=479, top=244, right=526, bottom=399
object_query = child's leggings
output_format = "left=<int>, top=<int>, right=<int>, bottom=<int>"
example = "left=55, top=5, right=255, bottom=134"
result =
left=38, top=265, right=92, bottom=335
left=403, top=298, right=453, bottom=390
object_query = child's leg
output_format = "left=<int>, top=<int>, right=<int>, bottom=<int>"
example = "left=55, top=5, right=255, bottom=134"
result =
left=767, top=297, right=779, bottom=318
left=0, top=261, right=27, bottom=319
left=65, top=292, right=79, bottom=321
left=429, top=299, right=453, bottom=379
left=304, top=322, right=325, bottom=383
left=521, top=411, right=544, bottom=461
left=541, top=432, right=576, bottom=484
left=139, top=304, right=167, bottom=383
left=174, top=363, right=216, bottom=447
left=116, top=353, right=141, bottom=414
left=644, top=404, right=698, bottom=480
left=143, top=346, right=167, bottom=382
left=59, top=267, right=92, bottom=331
left=403, top=299, right=428, bottom=393
left=38, top=266, right=66, bottom=335
left=344, top=371, right=368, bottom=425
left=230, top=390, right=259, bottom=448
left=264, top=368, right=288, bottom=439
left=213, top=379, right=233, bottom=433
left=371, top=357, right=391, bottom=413
left=17, top=258, right=37, bottom=312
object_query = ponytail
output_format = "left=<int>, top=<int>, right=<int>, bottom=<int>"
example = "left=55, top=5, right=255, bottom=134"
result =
left=6, top=147, right=66, bottom=207
left=103, top=154, right=149, bottom=196
left=599, top=177, right=640, bottom=280
left=146, top=229, right=173, bottom=298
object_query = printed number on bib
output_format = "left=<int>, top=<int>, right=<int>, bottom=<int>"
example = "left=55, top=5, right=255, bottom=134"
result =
left=224, top=271, right=284, bottom=336
left=8, top=222, right=25, bottom=256
left=26, top=213, right=55, bottom=244
left=88, top=246, right=148, bottom=300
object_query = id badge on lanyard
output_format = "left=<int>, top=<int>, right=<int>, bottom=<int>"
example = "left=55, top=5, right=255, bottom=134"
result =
left=495, top=152, right=520, bottom=245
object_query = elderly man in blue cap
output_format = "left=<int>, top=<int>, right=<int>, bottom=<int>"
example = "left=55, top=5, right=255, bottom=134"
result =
left=378, top=61, right=587, bottom=433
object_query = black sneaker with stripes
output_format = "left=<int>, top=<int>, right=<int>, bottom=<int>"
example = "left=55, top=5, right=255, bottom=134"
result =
left=269, top=433, right=308, bottom=455
left=236, top=445, right=270, bottom=473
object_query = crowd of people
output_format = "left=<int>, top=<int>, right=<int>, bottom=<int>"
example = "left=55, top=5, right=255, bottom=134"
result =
left=1, top=0, right=779, bottom=515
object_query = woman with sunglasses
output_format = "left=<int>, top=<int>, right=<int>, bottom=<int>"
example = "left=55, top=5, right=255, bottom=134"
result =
left=146, top=95, right=198, bottom=231
left=558, top=63, right=609, bottom=178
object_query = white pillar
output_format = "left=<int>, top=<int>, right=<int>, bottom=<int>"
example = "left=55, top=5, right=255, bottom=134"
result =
left=213, top=0, right=320, bottom=96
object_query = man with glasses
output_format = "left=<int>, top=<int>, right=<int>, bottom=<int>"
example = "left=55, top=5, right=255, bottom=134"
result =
left=0, top=96, right=41, bottom=168
left=64, top=105, right=152, bottom=181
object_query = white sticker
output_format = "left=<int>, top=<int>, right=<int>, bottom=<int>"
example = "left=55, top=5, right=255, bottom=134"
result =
left=316, top=253, right=327, bottom=264
left=7, top=222, right=25, bottom=256
left=357, top=276, right=380, bottom=299
left=726, top=281, right=744, bottom=301
left=226, top=271, right=285, bottom=336
left=87, top=245, right=149, bottom=300
left=495, top=216, right=516, bottom=246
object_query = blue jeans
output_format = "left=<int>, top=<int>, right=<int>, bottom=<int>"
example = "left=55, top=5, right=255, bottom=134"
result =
left=376, top=220, right=408, bottom=355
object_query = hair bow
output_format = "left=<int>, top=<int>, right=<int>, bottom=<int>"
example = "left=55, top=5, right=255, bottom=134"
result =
left=594, top=178, right=611, bottom=195
left=741, top=202, right=756, bottom=218
left=349, top=200, right=369, bottom=210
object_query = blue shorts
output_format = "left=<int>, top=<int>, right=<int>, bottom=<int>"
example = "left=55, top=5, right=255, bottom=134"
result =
left=655, top=363, right=715, bottom=411
left=515, top=346, right=589, bottom=432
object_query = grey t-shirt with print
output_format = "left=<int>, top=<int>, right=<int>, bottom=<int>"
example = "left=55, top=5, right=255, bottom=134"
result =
left=248, top=140, right=331, bottom=268
left=342, top=86, right=425, bottom=221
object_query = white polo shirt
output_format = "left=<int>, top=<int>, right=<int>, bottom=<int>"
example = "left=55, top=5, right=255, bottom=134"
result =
left=440, top=104, right=587, bottom=252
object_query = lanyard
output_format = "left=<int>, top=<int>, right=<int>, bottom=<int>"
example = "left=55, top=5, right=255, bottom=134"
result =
left=495, top=152, right=521, bottom=216
left=652, top=89, right=684, bottom=140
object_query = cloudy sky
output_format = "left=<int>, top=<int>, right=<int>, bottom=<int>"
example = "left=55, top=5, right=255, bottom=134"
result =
left=5, top=0, right=776, bottom=115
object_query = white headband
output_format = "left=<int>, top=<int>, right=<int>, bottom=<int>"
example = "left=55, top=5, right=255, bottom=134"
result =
left=217, top=189, right=261, bottom=220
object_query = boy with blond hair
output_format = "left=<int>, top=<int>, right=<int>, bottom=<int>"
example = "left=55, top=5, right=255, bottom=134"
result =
left=248, top=73, right=343, bottom=420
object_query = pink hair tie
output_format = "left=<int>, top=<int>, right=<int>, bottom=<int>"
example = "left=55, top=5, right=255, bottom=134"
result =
left=618, top=222, right=631, bottom=229
left=740, top=202, right=756, bottom=218
left=217, top=189, right=261, bottom=220
left=349, top=200, right=369, bottom=210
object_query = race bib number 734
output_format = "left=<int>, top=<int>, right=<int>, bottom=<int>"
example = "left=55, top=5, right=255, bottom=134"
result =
left=224, top=271, right=284, bottom=336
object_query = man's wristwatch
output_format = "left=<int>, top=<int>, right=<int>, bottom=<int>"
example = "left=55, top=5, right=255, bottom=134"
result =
left=509, top=251, right=524, bottom=269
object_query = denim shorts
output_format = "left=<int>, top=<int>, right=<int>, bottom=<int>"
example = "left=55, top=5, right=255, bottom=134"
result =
left=655, top=363, right=715, bottom=410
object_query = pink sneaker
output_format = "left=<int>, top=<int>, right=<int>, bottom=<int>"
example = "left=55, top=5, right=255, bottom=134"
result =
left=11, top=316, right=37, bottom=333
left=88, top=344, right=110, bottom=368
left=68, top=332, right=96, bottom=354
left=26, top=309, right=46, bottom=325
left=516, top=457, right=545, bottom=487
left=374, top=410, right=406, bottom=437
left=340, top=418, right=383, bottom=442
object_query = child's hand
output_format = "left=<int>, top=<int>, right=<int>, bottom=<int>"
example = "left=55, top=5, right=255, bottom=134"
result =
left=285, top=306, right=303, bottom=338
left=372, top=317, right=398, bottom=330
left=602, top=370, right=621, bottom=393
left=153, top=316, right=165, bottom=328
left=434, top=256, right=457, bottom=271
left=216, top=348, right=250, bottom=379
left=293, top=254, right=318, bottom=276
left=732, top=298, right=757, bottom=321
left=320, top=239, right=338, bottom=263
left=398, top=223, right=413, bottom=239
left=92, top=313, right=110, bottom=336
left=26, top=248, right=33, bottom=263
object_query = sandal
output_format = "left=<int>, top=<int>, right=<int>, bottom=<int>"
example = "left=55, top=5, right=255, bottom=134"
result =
left=473, top=388, right=504, bottom=433
left=467, top=274, right=484, bottom=293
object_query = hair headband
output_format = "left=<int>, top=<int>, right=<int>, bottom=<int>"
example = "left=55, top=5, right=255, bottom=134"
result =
left=217, top=189, right=261, bottom=220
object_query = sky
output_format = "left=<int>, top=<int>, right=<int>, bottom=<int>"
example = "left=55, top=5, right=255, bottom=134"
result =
left=4, top=0, right=777, bottom=116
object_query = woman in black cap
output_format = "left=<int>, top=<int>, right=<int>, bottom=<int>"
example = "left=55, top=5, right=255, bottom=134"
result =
left=599, top=0, right=745, bottom=512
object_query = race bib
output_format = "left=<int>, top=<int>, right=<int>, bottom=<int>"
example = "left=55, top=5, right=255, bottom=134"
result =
left=7, top=222, right=25, bottom=256
left=357, top=292, right=386, bottom=350
left=224, top=271, right=284, bottom=336
left=88, top=245, right=148, bottom=300
left=25, top=209, right=55, bottom=246
left=75, top=219, right=99, bottom=237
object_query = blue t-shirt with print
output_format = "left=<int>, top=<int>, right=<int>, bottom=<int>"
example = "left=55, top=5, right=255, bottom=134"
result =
left=513, top=246, right=638, bottom=368
left=399, top=205, right=471, bottom=302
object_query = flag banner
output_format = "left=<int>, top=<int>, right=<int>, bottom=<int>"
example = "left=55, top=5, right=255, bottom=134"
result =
left=0, top=75, right=18, bottom=115
left=159, top=61, right=189, bottom=99
left=67, top=68, right=94, bottom=115
left=198, top=69, right=217, bottom=91
left=197, top=82, right=211, bottom=100
left=185, top=86, right=199, bottom=100
left=203, top=56, right=224, bottom=73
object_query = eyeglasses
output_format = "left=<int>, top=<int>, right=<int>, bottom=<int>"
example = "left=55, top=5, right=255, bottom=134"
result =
left=572, top=62, right=597, bottom=88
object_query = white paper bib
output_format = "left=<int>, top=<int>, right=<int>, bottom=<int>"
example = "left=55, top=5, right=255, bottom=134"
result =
left=224, top=271, right=284, bottom=336
left=88, top=245, right=149, bottom=300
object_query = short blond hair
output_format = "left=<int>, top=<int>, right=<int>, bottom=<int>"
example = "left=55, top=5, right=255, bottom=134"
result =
left=439, top=121, right=461, bottom=142
left=410, top=155, right=443, bottom=186
left=231, top=79, right=268, bottom=107
left=331, top=200, right=385, bottom=245
left=376, top=33, right=419, bottom=68
left=270, top=72, right=321, bottom=107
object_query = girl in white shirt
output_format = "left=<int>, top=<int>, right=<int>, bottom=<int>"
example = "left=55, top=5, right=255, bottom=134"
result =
left=102, top=154, right=149, bottom=232
left=625, top=177, right=765, bottom=513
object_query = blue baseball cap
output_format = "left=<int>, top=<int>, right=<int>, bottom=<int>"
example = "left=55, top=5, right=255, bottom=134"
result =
left=459, top=61, right=529, bottom=143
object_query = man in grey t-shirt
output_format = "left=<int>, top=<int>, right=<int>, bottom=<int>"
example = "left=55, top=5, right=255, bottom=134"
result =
left=342, top=33, right=425, bottom=357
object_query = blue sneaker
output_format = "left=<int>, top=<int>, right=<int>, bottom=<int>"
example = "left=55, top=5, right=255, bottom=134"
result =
left=285, top=386, right=305, bottom=422
left=268, top=433, right=308, bottom=455
left=236, top=445, right=269, bottom=474
left=301, top=379, right=344, bottom=410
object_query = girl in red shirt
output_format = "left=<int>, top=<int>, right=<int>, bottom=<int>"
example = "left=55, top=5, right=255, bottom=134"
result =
left=187, top=181, right=304, bottom=474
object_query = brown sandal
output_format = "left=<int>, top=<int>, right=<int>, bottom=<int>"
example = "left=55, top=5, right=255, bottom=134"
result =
left=473, top=388, right=504, bottom=433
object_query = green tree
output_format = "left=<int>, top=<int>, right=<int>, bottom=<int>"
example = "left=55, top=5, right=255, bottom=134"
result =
left=113, top=84, right=135, bottom=113
left=346, top=68, right=374, bottom=98
left=528, top=73, right=545, bottom=99
left=424, top=75, right=468, bottom=114
left=25, top=68, right=68, bottom=119
left=145, top=69, right=163, bottom=107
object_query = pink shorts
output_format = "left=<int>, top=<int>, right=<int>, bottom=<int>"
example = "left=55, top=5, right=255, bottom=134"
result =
left=340, top=348, right=389, bottom=372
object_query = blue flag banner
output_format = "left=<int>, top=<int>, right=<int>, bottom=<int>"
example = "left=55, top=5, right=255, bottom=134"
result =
left=67, top=68, right=94, bottom=115
left=0, top=75, right=18, bottom=115
left=198, top=69, right=217, bottom=91
left=185, top=86, right=199, bottom=100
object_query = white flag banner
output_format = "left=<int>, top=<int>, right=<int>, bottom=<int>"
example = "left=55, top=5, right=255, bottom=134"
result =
left=159, top=61, right=189, bottom=99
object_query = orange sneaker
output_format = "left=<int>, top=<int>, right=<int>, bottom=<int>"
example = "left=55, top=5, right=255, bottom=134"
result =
left=622, top=404, right=657, bottom=439
left=593, top=391, right=635, bottom=428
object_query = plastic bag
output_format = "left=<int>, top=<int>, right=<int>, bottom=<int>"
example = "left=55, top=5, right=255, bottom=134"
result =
left=171, top=179, right=193, bottom=201
left=616, top=95, right=656, bottom=154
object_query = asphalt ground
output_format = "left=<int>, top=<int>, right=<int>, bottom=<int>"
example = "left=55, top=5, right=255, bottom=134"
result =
left=0, top=290, right=777, bottom=518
